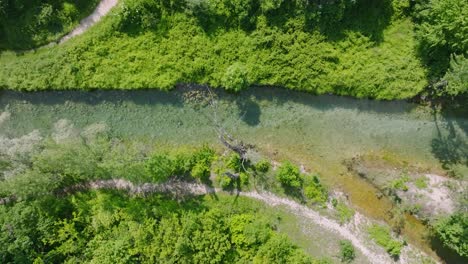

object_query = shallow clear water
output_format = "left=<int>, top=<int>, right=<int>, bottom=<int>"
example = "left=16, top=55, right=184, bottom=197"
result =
left=1, top=88, right=465, bottom=168
left=1, top=87, right=466, bottom=260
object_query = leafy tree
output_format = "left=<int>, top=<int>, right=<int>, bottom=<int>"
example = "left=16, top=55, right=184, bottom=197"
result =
left=442, top=54, right=468, bottom=96
left=227, top=152, right=243, bottom=172
left=277, top=161, right=303, bottom=189
left=433, top=213, right=468, bottom=257
left=417, top=0, right=468, bottom=56
left=260, top=0, right=284, bottom=13
left=253, top=233, right=312, bottom=263
left=222, top=63, right=250, bottom=92
left=145, top=154, right=175, bottom=182
left=304, top=175, right=328, bottom=204
left=255, top=159, right=270, bottom=173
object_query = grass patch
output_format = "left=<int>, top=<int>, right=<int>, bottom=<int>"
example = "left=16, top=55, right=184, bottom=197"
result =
left=414, top=176, right=428, bottom=189
left=367, top=224, right=405, bottom=258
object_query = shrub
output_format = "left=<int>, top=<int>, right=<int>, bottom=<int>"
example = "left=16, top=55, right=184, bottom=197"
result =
left=145, top=154, right=174, bottom=182
left=339, top=240, right=355, bottom=263
left=443, top=54, right=468, bottom=97
left=239, top=172, right=249, bottom=186
left=416, top=0, right=468, bottom=56
left=304, top=176, right=327, bottom=205
left=222, top=63, right=249, bottom=92
left=433, top=213, right=468, bottom=257
left=335, top=202, right=354, bottom=224
left=276, top=161, right=303, bottom=189
left=219, top=175, right=233, bottom=190
left=368, top=224, right=404, bottom=257
left=190, top=162, right=211, bottom=180
left=414, top=176, right=428, bottom=189
left=255, top=159, right=270, bottom=173
left=227, top=152, right=243, bottom=172
left=190, top=146, right=215, bottom=181
left=389, top=174, right=410, bottom=191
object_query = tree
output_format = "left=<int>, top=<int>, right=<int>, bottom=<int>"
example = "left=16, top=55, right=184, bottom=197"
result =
left=442, top=54, right=468, bottom=97
left=434, top=213, right=468, bottom=257
left=277, top=161, right=303, bottom=189
left=417, top=0, right=468, bottom=56
left=145, top=154, right=174, bottom=182
left=222, top=63, right=250, bottom=92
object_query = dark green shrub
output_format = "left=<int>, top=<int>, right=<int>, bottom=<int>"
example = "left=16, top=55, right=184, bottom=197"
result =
left=226, top=152, right=242, bottom=172
left=219, top=175, right=233, bottom=190
left=443, top=54, right=468, bottom=97
left=239, top=172, right=249, bottom=186
left=433, top=213, right=468, bottom=257
left=190, top=146, right=215, bottom=181
left=255, top=159, right=270, bottom=173
left=339, top=240, right=355, bottom=263
left=145, top=154, right=174, bottom=182
left=221, top=63, right=249, bottom=92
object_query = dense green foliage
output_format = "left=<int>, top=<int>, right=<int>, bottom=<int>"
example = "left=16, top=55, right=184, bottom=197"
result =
left=415, top=0, right=468, bottom=77
left=339, top=240, right=356, bottom=263
left=0, top=0, right=431, bottom=99
left=433, top=213, right=468, bottom=257
left=0, top=0, right=100, bottom=49
left=277, top=161, right=303, bottom=189
left=367, top=224, right=405, bottom=257
left=303, top=175, right=328, bottom=205
left=0, top=191, right=320, bottom=263
left=442, top=54, right=468, bottom=96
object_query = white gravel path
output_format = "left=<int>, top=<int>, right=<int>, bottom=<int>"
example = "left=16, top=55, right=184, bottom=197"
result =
left=59, top=0, right=118, bottom=43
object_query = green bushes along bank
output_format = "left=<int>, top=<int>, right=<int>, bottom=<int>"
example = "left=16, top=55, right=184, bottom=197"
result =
left=1, top=0, right=466, bottom=99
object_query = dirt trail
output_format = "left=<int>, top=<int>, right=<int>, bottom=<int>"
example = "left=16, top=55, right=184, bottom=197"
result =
left=72, top=178, right=435, bottom=264
left=59, top=0, right=118, bottom=43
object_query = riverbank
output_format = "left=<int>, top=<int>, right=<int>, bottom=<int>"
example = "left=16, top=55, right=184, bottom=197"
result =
left=0, top=0, right=429, bottom=99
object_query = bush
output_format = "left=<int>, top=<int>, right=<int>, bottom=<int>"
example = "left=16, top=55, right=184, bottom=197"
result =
left=442, top=54, right=468, bottom=97
left=239, top=172, right=249, bottom=186
left=227, top=152, right=243, bottom=172
left=221, top=63, right=249, bottom=92
left=145, top=154, right=174, bottom=182
left=416, top=0, right=468, bottom=56
left=339, top=240, right=355, bottom=263
left=190, top=146, right=215, bottom=181
left=276, top=161, right=303, bottom=189
left=255, top=159, right=270, bottom=173
left=0, top=0, right=100, bottom=49
left=304, top=176, right=327, bottom=205
left=219, top=175, right=234, bottom=190
left=433, top=213, right=468, bottom=257
left=368, top=224, right=404, bottom=257
left=335, top=202, right=354, bottom=224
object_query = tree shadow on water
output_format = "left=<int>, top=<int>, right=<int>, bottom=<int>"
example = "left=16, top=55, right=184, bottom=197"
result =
left=430, top=106, right=468, bottom=174
left=236, top=96, right=261, bottom=126
left=430, top=236, right=468, bottom=264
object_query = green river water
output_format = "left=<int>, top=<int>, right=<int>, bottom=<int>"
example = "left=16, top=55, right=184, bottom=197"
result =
left=0, top=87, right=467, bottom=260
